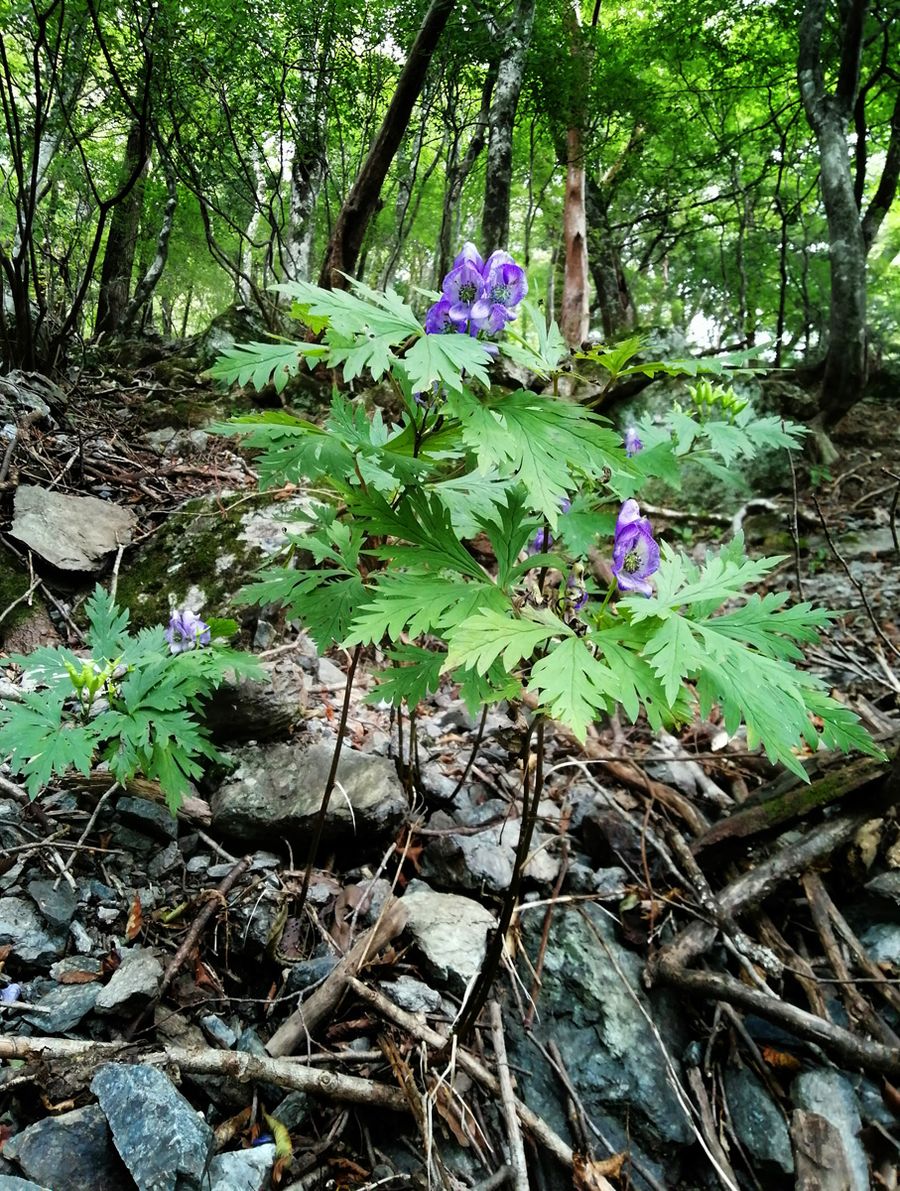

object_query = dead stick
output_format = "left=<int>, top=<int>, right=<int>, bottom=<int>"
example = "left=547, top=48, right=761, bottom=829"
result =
left=266, top=900, right=407, bottom=1057
left=347, top=976, right=576, bottom=1172
left=803, top=872, right=900, bottom=1047
left=0, top=1036, right=406, bottom=1111
left=489, top=1001, right=529, bottom=1191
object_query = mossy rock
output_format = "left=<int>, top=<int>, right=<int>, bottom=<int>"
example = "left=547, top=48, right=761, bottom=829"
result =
left=0, top=545, right=46, bottom=644
left=115, top=493, right=315, bottom=631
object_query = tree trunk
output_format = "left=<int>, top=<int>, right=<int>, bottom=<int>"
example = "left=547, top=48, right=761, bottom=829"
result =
left=94, top=122, right=149, bottom=336
left=560, top=3, right=592, bottom=349
left=319, top=0, right=457, bottom=290
left=436, top=64, right=495, bottom=283
left=798, top=0, right=870, bottom=428
left=585, top=177, right=634, bottom=339
left=120, top=164, right=178, bottom=333
left=480, top=0, right=535, bottom=255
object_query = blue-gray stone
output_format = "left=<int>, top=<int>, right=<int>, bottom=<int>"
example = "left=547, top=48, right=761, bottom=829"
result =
left=26, top=880, right=77, bottom=929
left=0, top=897, right=67, bottom=967
left=94, top=948, right=162, bottom=1016
left=2, top=1105, right=127, bottom=1191
left=206, top=1144, right=276, bottom=1191
left=21, top=982, right=100, bottom=1033
left=0, top=1178, right=53, bottom=1190
left=792, top=1068, right=868, bottom=1191
left=724, top=1065, right=793, bottom=1174
left=115, top=796, right=179, bottom=841
left=91, top=1063, right=214, bottom=1191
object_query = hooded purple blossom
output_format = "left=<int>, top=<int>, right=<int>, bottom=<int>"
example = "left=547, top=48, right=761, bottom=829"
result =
left=424, top=297, right=462, bottom=334
left=478, top=251, right=528, bottom=316
left=442, top=259, right=488, bottom=323
left=165, top=609, right=211, bottom=654
left=528, top=499, right=571, bottom=555
left=611, top=500, right=660, bottom=597
left=624, top=426, right=643, bottom=457
left=453, top=241, right=485, bottom=271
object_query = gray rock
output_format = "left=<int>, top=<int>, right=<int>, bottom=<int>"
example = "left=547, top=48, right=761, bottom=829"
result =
left=792, top=1068, right=868, bottom=1191
left=26, top=879, right=78, bottom=928
left=422, top=811, right=560, bottom=893
left=205, top=1144, right=276, bottom=1191
left=148, top=841, right=182, bottom=879
left=94, top=948, right=163, bottom=1016
left=143, top=429, right=209, bottom=456
left=0, top=897, right=67, bottom=967
left=859, top=923, right=900, bottom=965
left=91, top=1063, right=214, bottom=1191
left=2, top=1105, right=126, bottom=1190
left=402, top=886, right=495, bottom=993
left=115, top=796, right=179, bottom=841
left=724, top=1065, right=793, bottom=1174
left=10, top=485, right=136, bottom=572
left=272, top=1090, right=311, bottom=1131
left=865, top=871, right=900, bottom=903
left=379, top=976, right=442, bottom=1015
left=0, top=1178, right=53, bottom=1190
left=508, top=903, right=692, bottom=1151
left=21, top=981, right=100, bottom=1032
left=200, top=1013, right=238, bottom=1048
left=835, top=527, right=898, bottom=561
left=211, top=741, right=406, bottom=847
left=315, top=656, right=346, bottom=689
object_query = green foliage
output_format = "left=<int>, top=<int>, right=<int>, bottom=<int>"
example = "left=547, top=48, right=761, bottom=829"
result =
left=0, top=588, right=261, bottom=810
left=211, top=268, right=882, bottom=783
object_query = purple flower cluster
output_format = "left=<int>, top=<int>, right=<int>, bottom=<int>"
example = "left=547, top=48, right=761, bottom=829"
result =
left=165, top=609, right=211, bottom=655
left=611, top=500, right=660, bottom=597
left=624, top=426, right=643, bottom=457
left=426, top=243, right=528, bottom=338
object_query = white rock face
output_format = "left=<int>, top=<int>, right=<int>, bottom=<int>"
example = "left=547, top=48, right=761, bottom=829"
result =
left=402, top=885, right=496, bottom=993
left=10, top=485, right=136, bottom=571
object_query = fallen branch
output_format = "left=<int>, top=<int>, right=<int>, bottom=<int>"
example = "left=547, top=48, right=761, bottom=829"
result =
left=0, top=1036, right=406, bottom=1111
left=267, top=899, right=407, bottom=1057
left=346, top=976, right=578, bottom=1175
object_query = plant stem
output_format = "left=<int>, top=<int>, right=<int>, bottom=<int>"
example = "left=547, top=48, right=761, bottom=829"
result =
left=453, top=716, right=546, bottom=1044
left=293, top=644, right=363, bottom=920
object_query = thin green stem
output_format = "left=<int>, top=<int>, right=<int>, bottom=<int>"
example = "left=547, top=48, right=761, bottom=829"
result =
left=453, top=716, right=546, bottom=1044
left=293, top=644, right=363, bottom=921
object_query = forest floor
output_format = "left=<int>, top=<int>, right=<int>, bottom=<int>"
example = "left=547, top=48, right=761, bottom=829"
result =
left=0, top=360, right=899, bottom=1191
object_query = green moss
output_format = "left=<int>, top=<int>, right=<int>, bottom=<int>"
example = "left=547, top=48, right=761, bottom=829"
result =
left=0, top=547, right=43, bottom=641
left=116, top=494, right=265, bottom=630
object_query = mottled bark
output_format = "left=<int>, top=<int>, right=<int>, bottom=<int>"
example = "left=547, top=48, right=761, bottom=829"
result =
left=585, top=178, right=634, bottom=339
left=480, top=0, right=535, bottom=256
left=797, top=0, right=892, bottom=428
left=94, top=122, right=149, bottom=336
left=120, top=164, right=178, bottom=333
left=319, top=0, right=457, bottom=289
left=561, top=125, right=589, bottom=348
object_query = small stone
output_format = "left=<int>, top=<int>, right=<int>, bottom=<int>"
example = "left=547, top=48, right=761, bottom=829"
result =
left=92, top=1064, right=214, bottom=1191
left=284, top=957, right=339, bottom=996
left=315, top=656, right=346, bottom=689
left=272, top=1090, right=311, bottom=1131
left=68, top=921, right=95, bottom=954
left=724, top=1065, right=793, bottom=1174
left=379, top=976, right=442, bottom=1015
left=110, top=826, right=154, bottom=855
left=94, top=948, right=163, bottom=1016
left=2, top=1105, right=126, bottom=1190
left=211, top=741, right=406, bottom=849
left=0, top=1178, right=53, bottom=1190
left=114, top=796, right=178, bottom=841
left=0, top=897, right=67, bottom=967
left=21, top=982, right=100, bottom=1033
left=185, top=855, right=211, bottom=873
left=10, top=485, right=136, bottom=572
left=865, top=872, right=900, bottom=903
left=200, top=1014, right=238, bottom=1048
left=26, top=880, right=78, bottom=929
left=205, top=1144, right=276, bottom=1191
left=792, top=1069, right=868, bottom=1191
left=148, top=841, right=181, bottom=879
left=402, top=886, right=495, bottom=994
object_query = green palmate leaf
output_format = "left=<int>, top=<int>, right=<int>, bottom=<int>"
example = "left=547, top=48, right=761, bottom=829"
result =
left=344, top=572, right=504, bottom=645
left=402, top=333, right=492, bottom=393
left=0, top=692, right=99, bottom=796
left=642, top=614, right=706, bottom=705
left=591, top=626, right=691, bottom=729
left=432, top=472, right=519, bottom=539
left=444, top=606, right=570, bottom=675
left=456, top=661, right=523, bottom=714
left=446, top=388, right=627, bottom=523
left=367, top=643, right=446, bottom=708
left=214, top=412, right=348, bottom=490
left=239, top=568, right=367, bottom=651
left=475, top=486, right=535, bottom=587
left=556, top=495, right=617, bottom=556
left=356, top=490, right=488, bottom=580
left=206, top=341, right=328, bottom=393
left=527, top=637, right=618, bottom=741
left=275, top=278, right=421, bottom=343
left=499, top=302, right=567, bottom=377
left=84, top=585, right=131, bottom=659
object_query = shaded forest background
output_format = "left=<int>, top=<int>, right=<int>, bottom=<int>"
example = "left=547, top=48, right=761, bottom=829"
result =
left=1, top=0, right=898, bottom=432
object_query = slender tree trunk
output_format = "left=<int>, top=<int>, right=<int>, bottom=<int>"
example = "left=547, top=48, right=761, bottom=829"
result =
left=437, top=64, right=495, bottom=282
left=120, top=164, right=178, bottom=333
left=560, top=3, right=593, bottom=349
left=94, top=122, right=149, bottom=336
left=585, top=177, right=634, bottom=339
left=239, top=151, right=267, bottom=305
left=798, top=0, right=869, bottom=428
left=319, top=0, right=457, bottom=289
left=480, top=0, right=535, bottom=255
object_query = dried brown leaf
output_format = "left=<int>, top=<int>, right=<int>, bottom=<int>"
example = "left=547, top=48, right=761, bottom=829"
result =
left=125, top=893, right=143, bottom=941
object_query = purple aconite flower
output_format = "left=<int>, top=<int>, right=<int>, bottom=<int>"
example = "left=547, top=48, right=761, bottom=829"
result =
left=527, top=499, right=571, bottom=555
left=442, top=259, right=488, bottom=324
left=165, top=609, right=211, bottom=655
left=611, top=500, right=660, bottom=597
left=453, top=241, right=485, bottom=271
left=424, top=296, right=461, bottom=334
left=565, top=568, right=588, bottom=612
left=479, top=252, right=528, bottom=314
left=624, top=426, right=643, bottom=457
